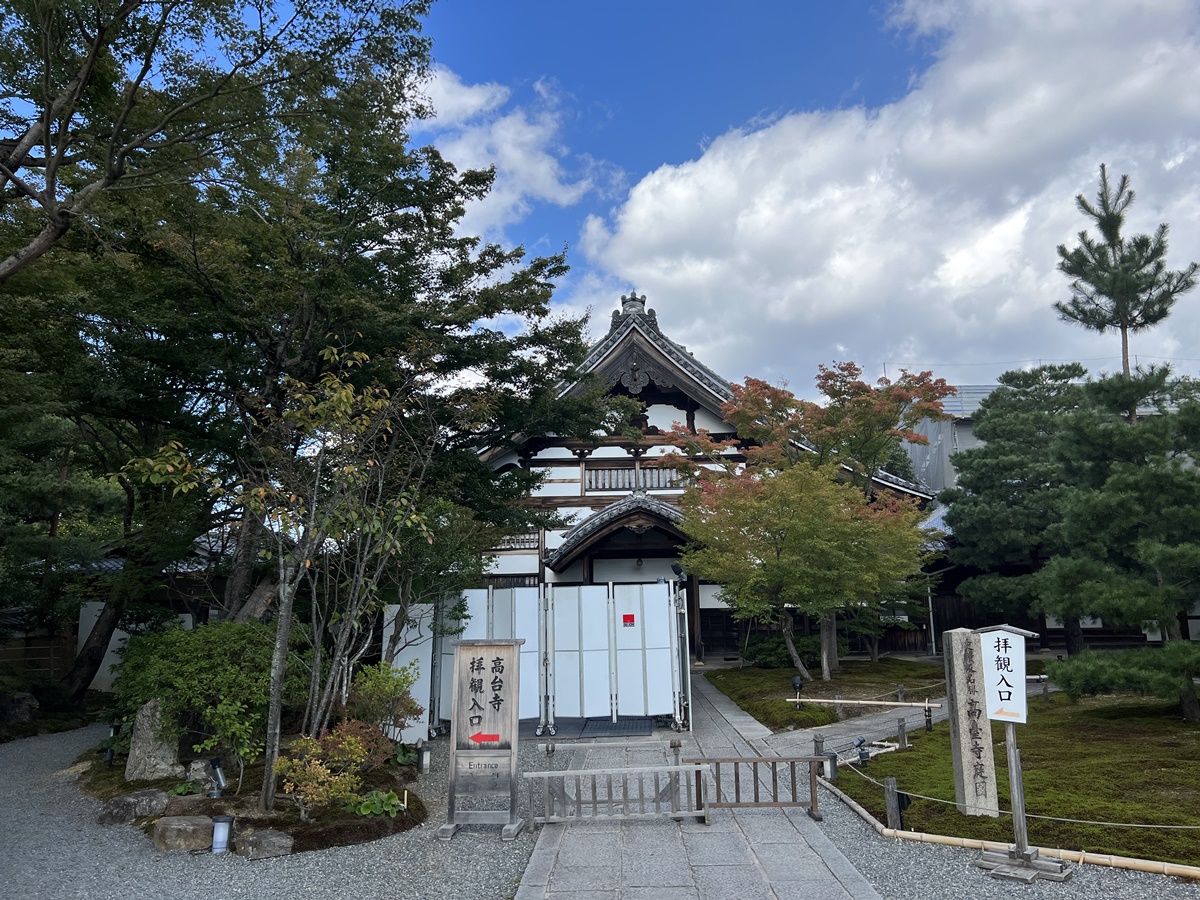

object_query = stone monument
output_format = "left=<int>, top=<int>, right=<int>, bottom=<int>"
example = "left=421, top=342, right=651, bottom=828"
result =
left=943, top=628, right=999, bottom=816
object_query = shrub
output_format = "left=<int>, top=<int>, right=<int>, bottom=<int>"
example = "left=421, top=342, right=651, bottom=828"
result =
left=275, top=720, right=387, bottom=822
left=343, top=661, right=424, bottom=736
left=276, top=736, right=363, bottom=823
left=741, top=632, right=848, bottom=669
left=111, top=621, right=307, bottom=769
left=321, top=719, right=392, bottom=773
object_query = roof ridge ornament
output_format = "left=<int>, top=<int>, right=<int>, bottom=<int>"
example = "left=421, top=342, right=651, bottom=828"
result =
left=612, top=292, right=660, bottom=332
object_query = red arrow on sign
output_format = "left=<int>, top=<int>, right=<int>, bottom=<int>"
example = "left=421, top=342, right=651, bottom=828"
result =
left=993, top=707, right=1020, bottom=718
left=470, top=731, right=500, bottom=744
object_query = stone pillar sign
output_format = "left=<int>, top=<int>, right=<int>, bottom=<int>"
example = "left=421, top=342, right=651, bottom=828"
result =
left=438, top=639, right=525, bottom=841
left=943, top=628, right=999, bottom=817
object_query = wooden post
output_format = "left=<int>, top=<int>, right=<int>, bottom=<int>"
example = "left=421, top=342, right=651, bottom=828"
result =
left=884, top=776, right=903, bottom=830
left=813, top=734, right=825, bottom=757
left=898, top=683, right=906, bottom=703
left=835, top=694, right=844, bottom=720
left=1006, top=721, right=1031, bottom=858
left=1043, top=678, right=1050, bottom=704
left=897, top=717, right=908, bottom=750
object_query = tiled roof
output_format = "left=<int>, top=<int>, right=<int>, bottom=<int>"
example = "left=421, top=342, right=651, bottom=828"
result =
left=544, top=489, right=684, bottom=572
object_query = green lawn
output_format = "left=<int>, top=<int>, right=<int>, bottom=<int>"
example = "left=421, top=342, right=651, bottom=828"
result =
left=706, top=658, right=947, bottom=731
left=705, top=660, right=1200, bottom=866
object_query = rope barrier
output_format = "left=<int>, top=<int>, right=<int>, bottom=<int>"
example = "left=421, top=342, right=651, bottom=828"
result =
left=839, top=762, right=1200, bottom=830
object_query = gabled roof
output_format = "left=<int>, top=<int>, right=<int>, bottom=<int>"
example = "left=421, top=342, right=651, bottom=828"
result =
left=545, top=488, right=686, bottom=573
left=560, top=293, right=733, bottom=418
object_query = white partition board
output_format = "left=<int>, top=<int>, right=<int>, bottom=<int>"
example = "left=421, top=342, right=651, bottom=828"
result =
left=513, top=587, right=541, bottom=720
left=439, top=589, right=490, bottom=723
left=382, top=603, right=435, bottom=744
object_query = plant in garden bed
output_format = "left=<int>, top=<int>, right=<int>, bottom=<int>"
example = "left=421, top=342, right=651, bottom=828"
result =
left=356, top=789, right=405, bottom=818
left=343, top=661, right=424, bottom=738
left=274, top=719, right=392, bottom=823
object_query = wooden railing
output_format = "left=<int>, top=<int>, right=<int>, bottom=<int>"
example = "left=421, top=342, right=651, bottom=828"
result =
left=523, top=763, right=711, bottom=824
left=685, top=755, right=824, bottom=821
left=584, top=466, right=680, bottom=492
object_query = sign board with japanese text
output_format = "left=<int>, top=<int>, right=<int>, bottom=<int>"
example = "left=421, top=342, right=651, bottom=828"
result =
left=980, top=629, right=1027, bottom=724
left=438, top=639, right=525, bottom=841
left=943, top=628, right=1000, bottom=817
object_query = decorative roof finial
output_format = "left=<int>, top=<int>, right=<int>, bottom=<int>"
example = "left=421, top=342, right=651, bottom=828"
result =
left=620, top=292, right=647, bottom=316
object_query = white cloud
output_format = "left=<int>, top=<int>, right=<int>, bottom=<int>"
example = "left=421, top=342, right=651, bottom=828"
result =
left=417, top=67, right=596, bottom=243
left=420, top=66, right=510, bottom=127
left=579, top=0, right=1200, bottom=394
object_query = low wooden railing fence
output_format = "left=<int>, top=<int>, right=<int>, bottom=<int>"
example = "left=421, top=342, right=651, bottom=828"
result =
left=523, top=763, right=711, bottom=825
left=685, top=755, right=825, bottom=821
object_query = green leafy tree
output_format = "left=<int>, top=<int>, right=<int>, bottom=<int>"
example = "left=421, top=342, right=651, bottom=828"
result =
left=1056, top=164, right=1198, bottom=381
left=0, top=0, right=435, bottom=281
left=1034, top=368, right=1200, bottom=718
left=942, top=364, right=1090, bottom=654
left=666, top=368, right=948, bottom=673
left=677, top=462, right=926, bottom=681
left=1048, top=642, right=1200, bottom=723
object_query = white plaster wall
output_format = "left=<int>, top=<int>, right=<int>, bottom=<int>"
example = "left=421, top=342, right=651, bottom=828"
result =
left=491, top=553, right=540, bottom=575
left=531, top=481, right=583, bottom=498
left=700, top=584, right=730, bottom=609
left=694, top=409, right=729, bottom=432
left=77, top=602, right=193, bottom=692
left=545, top=529, right=568, bottom=550
left=591, top=446, right=632, bottom=459
left=546, top=562, right=584, bottom=582
left=646, top=403, right=687, bottom=431
left=531, top=447, right=577, bottom=460
left=594, top=558, right=676, bottom=583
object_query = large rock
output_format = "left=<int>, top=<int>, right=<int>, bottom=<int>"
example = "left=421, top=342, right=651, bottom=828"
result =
left=234, top=830, right=293, bottom=859
left=0, top=691, right=39, bottom=725
left=125, top=699, right=185, bottom=782
left=97, top=789, right=169, bottom=825
left=152, top=815, right=213, bottom=852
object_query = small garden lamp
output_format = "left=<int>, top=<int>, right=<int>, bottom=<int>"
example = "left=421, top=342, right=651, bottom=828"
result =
left=791, top=675, right=803, bottom=708
left=211, top=815, right=233, bottom=854
left=104, top=722, right=122, bottom=766
left=208, top=757, right=228, bottom=798
left=853, top=736, right=870, bottom=765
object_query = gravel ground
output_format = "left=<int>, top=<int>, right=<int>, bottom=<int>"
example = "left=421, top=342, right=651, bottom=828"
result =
left=4, top=717, right=1199, bottom=899
left=0, top=724, right=545, bottom=900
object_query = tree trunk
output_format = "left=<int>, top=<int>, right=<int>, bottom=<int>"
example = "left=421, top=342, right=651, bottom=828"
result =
left=820, top=615, right=840, bottom=677
left=1063, top=614, right=1085, bottom=657
left=225, top=513, right=265, bottom=617
left=232, top=579, right=275, bottom=623
left=867, top=635, right=880, bottom=663
left=1179, top=672, right=1200, bottom=722
left=61, top=589, right=127, bottom=701
left=779, top=613, right=813, bottom=682
left=259, top=576, right=297, bottom=812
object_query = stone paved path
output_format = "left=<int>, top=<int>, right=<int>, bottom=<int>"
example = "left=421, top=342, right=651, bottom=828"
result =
left=513, top=674, right=882, bottom=899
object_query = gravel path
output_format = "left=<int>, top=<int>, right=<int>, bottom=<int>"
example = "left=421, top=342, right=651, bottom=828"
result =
left=5, top=702, right=1200, bottom=900
left=0, top=725, right=542, bottom=900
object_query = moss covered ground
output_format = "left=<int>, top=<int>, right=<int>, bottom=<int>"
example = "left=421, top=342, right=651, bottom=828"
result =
left=707, top=659, right=1200, bottom=867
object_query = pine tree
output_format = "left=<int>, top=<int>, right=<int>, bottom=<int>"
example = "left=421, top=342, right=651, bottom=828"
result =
left=1056, top=164, right=1198, bottom=380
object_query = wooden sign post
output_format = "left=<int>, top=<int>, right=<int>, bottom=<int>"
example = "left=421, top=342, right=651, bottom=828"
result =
left=438, top=639, right=525, bottom=841
left=974, top=625, right=1070, bottom=883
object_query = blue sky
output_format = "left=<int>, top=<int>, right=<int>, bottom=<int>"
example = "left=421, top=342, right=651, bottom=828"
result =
left=417, top=0, right=1200, bottom=397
